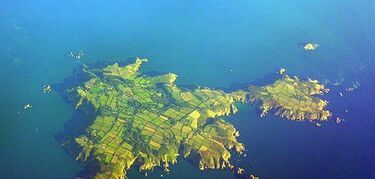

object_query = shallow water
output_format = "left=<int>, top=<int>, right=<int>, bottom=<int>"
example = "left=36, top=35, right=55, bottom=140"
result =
left=1, top=1, right=374, bottom=178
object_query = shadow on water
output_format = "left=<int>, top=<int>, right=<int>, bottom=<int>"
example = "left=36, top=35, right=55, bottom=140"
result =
left=224, top=71, right=280, bottom=92
left=53, top=64, right=102, bottom=178
left=179, top=71, right=280, bottom=93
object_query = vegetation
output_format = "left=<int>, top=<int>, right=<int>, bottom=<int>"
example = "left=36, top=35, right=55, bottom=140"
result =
left=248, top=75, right=331, bottom=121
left=69, top=58, right=331, bottom=178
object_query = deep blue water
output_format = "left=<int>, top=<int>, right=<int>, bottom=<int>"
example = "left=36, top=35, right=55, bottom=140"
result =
left=1, top=1, right=374, bottom=178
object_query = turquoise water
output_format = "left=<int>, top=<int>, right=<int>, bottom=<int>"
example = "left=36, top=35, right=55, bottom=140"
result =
left=1, top=1, right=374, bottom=178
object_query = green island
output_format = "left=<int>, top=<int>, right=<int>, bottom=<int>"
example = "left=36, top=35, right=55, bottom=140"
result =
left=248, top=75, right=331, bottom=121
left=68, top=58, right=331, bottom=178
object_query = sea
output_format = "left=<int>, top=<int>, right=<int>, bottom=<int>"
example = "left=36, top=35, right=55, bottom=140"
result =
left=0, top=1, right=374, bottom=178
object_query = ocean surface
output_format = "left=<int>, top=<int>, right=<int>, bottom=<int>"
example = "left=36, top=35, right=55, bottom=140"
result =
left=1, top=1, right=374, bottom=178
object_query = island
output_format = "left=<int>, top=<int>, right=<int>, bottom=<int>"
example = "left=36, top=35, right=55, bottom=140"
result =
left=43, top=84, right=51, bottom=94
left=303, top=43, right=319, bottom=51
left=65, top=58, right=331, bottom=178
